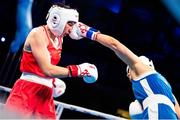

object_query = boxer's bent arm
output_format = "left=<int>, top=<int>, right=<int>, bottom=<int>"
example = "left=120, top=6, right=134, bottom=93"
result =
left=28, top=28, right=69, bottom=78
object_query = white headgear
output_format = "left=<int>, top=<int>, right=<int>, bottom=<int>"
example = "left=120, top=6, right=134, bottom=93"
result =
left=138, top=56, right=154, bottom=69
left=46, top=5, right=79, bottom=37
left=126, top=56, right=155, bottom=73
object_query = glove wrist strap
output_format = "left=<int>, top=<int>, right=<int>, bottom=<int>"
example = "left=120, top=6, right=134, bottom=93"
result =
left=67, top=65, right=79, bottom=77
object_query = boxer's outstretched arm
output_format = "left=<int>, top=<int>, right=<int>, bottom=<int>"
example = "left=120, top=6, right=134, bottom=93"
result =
left=95, top=33, right=139, bottom=68
left=69, top=22, right=153, bottom=74
left=69, top=22, right=139, bottom=68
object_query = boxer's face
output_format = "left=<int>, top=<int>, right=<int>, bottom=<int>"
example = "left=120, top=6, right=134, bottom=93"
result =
left=62, top=21, right=76, bottom=37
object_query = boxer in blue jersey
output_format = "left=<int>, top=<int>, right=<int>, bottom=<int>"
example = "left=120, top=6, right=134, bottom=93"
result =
left=68, top=22, right=180, bottom=119
left=128, top=56, right=178, bottom=119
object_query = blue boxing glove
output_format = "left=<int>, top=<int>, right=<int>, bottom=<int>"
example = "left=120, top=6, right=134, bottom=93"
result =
left=67, top=63, right=98, bottom=83
left=69, top=22, right=100, bottom=40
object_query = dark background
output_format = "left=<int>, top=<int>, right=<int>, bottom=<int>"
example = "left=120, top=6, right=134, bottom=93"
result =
left=0, top=0, right=180, bottom=119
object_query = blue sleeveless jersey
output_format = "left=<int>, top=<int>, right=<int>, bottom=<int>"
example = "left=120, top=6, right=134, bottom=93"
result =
left=131, top=71, right=175, bottom=105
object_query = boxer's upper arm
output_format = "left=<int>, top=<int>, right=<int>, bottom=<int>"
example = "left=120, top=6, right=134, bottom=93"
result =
left=29, top=28, right=52, bottom=75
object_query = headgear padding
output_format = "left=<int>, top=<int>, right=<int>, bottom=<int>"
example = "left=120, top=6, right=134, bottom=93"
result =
left=126, top=56, right=155, bottom=73
left=47, top=5, right=79, bottom=37
left=138, top=56, right=154, bottom=69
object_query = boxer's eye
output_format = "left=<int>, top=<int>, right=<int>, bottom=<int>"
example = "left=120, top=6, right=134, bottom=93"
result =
left=67, top=21, right=76, bottom=26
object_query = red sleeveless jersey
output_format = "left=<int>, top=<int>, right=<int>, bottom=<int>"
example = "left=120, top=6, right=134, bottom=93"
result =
left=20, top=26, right=62, bottom=77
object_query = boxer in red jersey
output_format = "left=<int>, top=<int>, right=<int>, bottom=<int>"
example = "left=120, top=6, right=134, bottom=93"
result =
left=5, top=3, right=98, bottom=119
